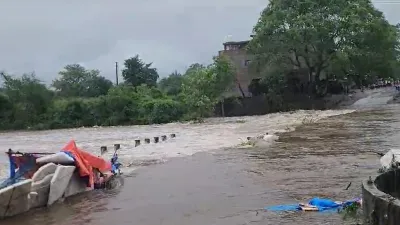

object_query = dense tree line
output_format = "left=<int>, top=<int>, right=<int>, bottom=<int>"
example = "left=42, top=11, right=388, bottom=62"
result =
left=0, top=55, right=234, bottom=130
left=245, top=0, right=400, bottom=110
left=1, top=0, right=400, bottom=130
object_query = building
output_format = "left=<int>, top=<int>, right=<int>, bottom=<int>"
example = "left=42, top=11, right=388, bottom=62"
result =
left=218, top=40, right=260, bottom=97
left=218, top=39, right=321, bottom=98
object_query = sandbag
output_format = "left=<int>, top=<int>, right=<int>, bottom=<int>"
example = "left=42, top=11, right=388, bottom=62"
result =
left=48, top=166, right=75, bottom=206
left=36, top=152, right=75, bottom=165
left=32, top=163, right=57, bottom=182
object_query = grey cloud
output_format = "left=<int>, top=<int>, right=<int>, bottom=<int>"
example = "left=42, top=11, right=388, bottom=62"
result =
left=0, top=0, right=398, bottom=84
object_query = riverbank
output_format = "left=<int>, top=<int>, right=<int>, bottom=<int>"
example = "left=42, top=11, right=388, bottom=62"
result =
left=214, top=87, right=378, bottom=118
left=294, top=87, right=395, bottom=110
left=0, top=86, right=384, bottom=133
left=325, top=89, right=368, bottom=109
left=0, top=94, right=357, bottom=133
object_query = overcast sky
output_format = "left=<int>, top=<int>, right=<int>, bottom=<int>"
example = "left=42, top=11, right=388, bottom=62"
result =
left=0, top=1, right=399, bottom=84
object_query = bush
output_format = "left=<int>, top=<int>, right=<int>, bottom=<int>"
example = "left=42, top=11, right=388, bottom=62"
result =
left=40, top=85, right=185, bottom=129
left=48, top=98, right=93, bottom=128
left=140, top=98, right=185, bottom=124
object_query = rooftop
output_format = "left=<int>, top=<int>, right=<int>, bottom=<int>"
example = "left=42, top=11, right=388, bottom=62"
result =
left=222, top=40, right=250, bottom=46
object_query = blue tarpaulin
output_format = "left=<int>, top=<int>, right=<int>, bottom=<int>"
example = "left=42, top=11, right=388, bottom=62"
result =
left=265, top=197, right=361, bottom=212
left=0, top=153, right=37, bottom=189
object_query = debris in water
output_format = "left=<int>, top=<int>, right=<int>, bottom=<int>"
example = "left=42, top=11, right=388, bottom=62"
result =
left=379, top=149, right=400, bottom=171
left=265, top=197, right=362, bottom=212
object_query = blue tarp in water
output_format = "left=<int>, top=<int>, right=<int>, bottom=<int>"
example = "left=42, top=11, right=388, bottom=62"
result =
left=265, top=197, right=361, bottom=212
left=0, top=153, right=37, bottom=189
left=266, top=204, right=301, bottom=211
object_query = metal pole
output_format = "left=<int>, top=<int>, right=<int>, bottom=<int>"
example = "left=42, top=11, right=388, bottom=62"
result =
left=221, top=99, right=225, bottom=117
left=115, top=62, right=119, bottom=85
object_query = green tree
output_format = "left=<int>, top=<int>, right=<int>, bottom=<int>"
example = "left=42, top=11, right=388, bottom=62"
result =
left=182, top=56, right=235, bottom=118
left=0, top=56, right=239, bottom=130
left=0, top=93, right=13, bottom=127
left=248, top=0, right=400, bottom=96
left=0, top=72, right=53, bottom=128
left=52, top=64, right=113, bottom=97
left=330, top=22, right=400, bottom=87
left=185, top=63, right=206, bottom=74
left=158, top=71, right=184, bottom=95
left=122, top=55, right=159, bottom=88
left=105, top=84, right=184, bottom=124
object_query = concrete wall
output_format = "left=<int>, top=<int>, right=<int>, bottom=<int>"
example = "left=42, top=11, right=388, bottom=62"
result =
left=214, top=93, right=350, bottom=117
left=218, top=42, right=260, bottom=97
left=362, top=169, right=400, bottom=225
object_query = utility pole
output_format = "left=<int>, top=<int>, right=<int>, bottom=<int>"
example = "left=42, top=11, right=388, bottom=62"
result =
left=115, top=62, right=119, bottom=85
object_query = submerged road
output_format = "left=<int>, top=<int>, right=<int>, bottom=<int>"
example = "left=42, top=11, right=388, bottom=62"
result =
left=1, top=87, right=399, bottom=225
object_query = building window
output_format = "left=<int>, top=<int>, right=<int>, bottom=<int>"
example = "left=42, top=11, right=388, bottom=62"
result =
left=225, top=45, right=239, bottom=50
left=244, top=60, right=251, bottom=66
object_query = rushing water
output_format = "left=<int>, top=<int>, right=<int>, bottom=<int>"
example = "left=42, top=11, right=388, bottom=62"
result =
left=0, top=109, right=353, bottom=179
left=1, top=88, right=399, bottom=225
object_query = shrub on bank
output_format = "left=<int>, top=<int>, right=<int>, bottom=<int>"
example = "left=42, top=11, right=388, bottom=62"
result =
left=140, top=98, right=185, bottom=124
left=40, top=85, right=185, bottom=129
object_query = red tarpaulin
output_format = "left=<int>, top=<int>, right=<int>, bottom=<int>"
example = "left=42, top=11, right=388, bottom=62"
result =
left=62, top=140, right=111, bottom=187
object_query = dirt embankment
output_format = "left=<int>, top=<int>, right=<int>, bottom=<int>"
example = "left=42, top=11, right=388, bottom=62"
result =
left=331, top=87, right=398, bottom=109
left=325, top=89, right=369, bottom=109
left=216, top=87, right=394, bottom=117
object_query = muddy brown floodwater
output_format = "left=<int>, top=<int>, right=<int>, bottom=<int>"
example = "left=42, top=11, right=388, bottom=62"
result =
left=1, top=88, right=399, bottom=225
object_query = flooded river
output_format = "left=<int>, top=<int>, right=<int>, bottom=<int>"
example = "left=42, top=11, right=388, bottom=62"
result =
left=1, top=88, right=399, bottom=225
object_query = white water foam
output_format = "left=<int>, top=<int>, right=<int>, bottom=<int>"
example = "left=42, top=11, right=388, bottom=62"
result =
left=0, top=109, right=354, bottom=178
